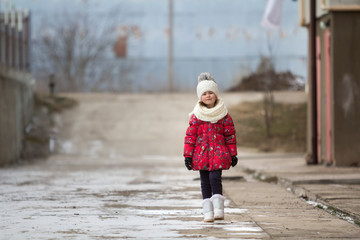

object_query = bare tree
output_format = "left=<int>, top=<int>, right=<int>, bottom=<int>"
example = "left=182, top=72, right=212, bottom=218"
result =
left=257, top=56, right=275, bottom=137
left=261, top=31, right=278, bottom=138
left=33, top=7, right=128, bottom=92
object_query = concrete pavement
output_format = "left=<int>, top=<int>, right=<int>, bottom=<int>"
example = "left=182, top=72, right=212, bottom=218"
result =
left=230, top=149, right=360, bottom=227
left=0, top=155, right=269, bottom=239
left=1, top=93, right=360, bottom=239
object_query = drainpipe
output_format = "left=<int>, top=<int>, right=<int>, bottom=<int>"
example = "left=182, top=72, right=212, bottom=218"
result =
left=309, top=0, right=318, bottom=164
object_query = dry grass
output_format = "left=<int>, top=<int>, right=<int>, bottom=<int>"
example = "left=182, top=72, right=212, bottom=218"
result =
left=34, top=93, right=78, bottom=113
left=229, top=101, right=307, bottom=153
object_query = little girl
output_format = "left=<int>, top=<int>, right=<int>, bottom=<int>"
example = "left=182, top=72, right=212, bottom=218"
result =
left=184, top=72, right=238, bottom=222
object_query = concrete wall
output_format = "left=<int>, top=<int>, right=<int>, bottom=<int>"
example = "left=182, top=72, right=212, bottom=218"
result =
left=0, top=65, right=33, bottom=166
left=332, top=12, right=360, bottom=166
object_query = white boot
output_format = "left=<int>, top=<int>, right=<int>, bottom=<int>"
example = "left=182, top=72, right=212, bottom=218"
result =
left=202, top=198, right=214, bottom=222
left=211, top=194, right=225, bottom=220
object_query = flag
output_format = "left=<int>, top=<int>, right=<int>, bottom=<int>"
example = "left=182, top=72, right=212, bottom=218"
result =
left=261, top=0, right=285, bottom=30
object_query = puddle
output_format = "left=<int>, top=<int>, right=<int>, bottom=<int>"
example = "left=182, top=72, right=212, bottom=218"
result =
left=0, top=159, right=267, bottom=239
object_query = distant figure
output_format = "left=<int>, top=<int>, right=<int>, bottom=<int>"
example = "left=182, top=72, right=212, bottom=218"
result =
left=183, top=72, right=238, bottom=222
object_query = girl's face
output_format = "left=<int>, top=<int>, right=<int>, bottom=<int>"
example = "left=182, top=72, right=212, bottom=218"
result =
left=201, top=91, right=217, bottom=108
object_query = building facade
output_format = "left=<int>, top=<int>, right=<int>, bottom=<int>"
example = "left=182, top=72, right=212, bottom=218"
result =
left=300, top=0, right=360, bottom=166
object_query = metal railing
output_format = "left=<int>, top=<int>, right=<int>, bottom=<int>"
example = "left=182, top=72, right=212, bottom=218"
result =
left=0, top=8, right=31, bottom=71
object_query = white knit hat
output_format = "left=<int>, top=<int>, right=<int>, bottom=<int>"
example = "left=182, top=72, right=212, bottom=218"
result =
left=196, top=72, right=219, bottom=99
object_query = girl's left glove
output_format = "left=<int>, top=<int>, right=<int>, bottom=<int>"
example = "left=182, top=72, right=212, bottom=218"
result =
left=231, top=156, right=238, bottom=167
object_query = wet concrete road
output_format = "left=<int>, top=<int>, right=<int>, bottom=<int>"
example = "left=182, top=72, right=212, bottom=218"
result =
left=0, top=155, right=268, bottom=239
left=2, top=92, right=359, bottom=239
left=0, top=93, right=272, bottom=239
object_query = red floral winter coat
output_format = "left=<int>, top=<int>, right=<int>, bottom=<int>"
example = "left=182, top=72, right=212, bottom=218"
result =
left=183, top=114, right=237, bottom=171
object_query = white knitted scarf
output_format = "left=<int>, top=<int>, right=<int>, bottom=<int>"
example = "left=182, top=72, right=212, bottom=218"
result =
left=190, top=98, right=228, bottom=123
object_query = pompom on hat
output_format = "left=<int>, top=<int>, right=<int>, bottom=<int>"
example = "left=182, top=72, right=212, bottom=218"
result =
left=196, top=72, right=219, bottom=99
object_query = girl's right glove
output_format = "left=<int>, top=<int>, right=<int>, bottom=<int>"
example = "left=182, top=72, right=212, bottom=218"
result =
left=184, top=157, right=192, bottom=170
left=231, top=156, right=238, bottom=167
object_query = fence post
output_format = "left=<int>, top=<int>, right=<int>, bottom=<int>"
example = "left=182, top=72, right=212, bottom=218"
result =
left=0, top=15, right=2, bottom=63
left=18, top=9, right=23, bottom=70
left=5, top=4, right=9, bottom=66
left=1, top=3, right=29, bottom=71
left=24, top=9, right=30, bottom=71
left=11, top=7, right=15, bottom=68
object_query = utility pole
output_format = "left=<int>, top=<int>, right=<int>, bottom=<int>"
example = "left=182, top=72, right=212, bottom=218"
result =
left=168, top=0, right=174, bottom=92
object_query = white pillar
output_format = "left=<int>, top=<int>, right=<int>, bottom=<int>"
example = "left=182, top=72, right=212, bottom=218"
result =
left=11, top=6, right=15, bottom=28
left=17, top=9, right=22, bottom=31
left=4, top=0, right=9, bottom=25
left=24, top=8, right=29, bottom=18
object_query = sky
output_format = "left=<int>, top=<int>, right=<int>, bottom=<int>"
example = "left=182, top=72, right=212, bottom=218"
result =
left=4, top=0, right=308, bottom=91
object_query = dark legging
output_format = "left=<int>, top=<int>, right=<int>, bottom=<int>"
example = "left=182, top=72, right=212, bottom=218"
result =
left=199, top=170, right=222, bottom=199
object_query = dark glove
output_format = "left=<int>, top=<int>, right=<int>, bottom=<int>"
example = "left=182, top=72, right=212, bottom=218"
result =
left=184, top=157, right=192, bottom=170
left=231, top=156, right=238, bottom=167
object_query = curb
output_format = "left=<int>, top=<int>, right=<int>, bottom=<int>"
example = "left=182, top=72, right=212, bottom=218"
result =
left=245, top=168, right=360, bottom=227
